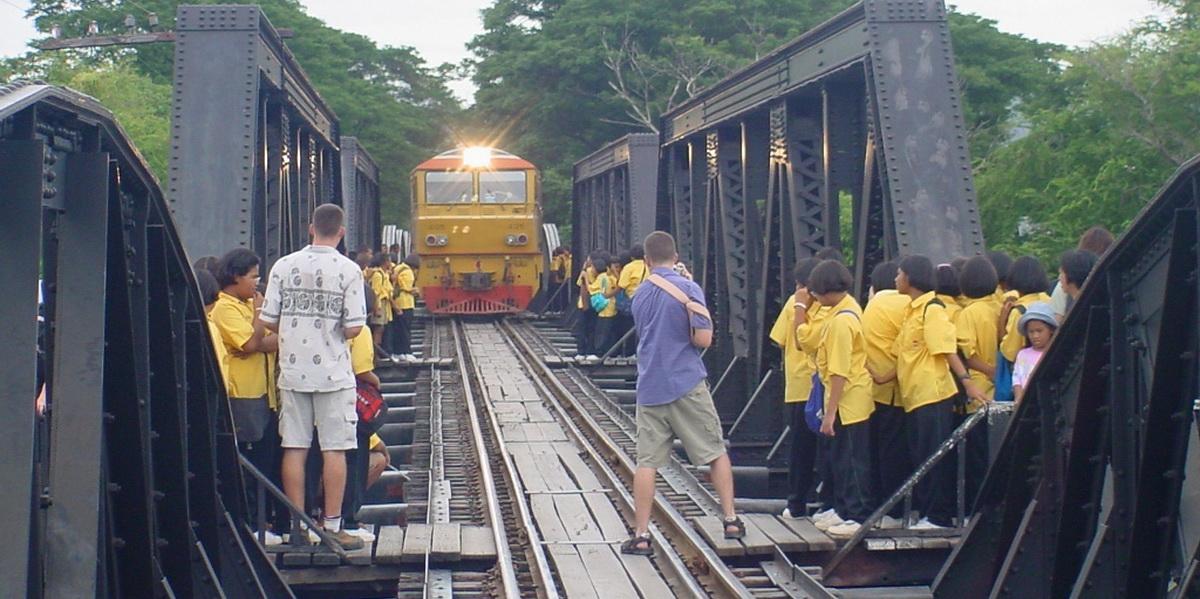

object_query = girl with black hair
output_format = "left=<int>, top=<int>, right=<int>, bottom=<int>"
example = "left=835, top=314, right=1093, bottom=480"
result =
left=873, top=255, right=984, bottom=529
left=998, top=256, right=1051, bottom=363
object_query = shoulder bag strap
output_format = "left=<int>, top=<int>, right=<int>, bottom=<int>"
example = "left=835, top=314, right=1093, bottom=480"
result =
left=646, top=274, right=712, bottom=321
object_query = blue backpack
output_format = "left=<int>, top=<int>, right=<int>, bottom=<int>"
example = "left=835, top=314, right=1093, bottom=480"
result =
left=993, top=305, right=1026, bottom=402
left=804, top=310, right=860, bottom=433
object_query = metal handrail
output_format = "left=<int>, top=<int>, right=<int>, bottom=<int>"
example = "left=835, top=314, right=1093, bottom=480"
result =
left=535, top=277, right=570, bottom=316
left=239, top=454, right=349, bottom=560
left=822, top=402, right=1013, bottom=575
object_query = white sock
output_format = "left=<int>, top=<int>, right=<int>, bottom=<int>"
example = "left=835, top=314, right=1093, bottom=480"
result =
left=323, top=516, right=342, bottom=533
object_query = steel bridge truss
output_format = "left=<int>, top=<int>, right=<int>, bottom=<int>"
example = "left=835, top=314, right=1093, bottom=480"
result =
left=935, top=157, right=1200, bottom=598
left=168, top=4, right=367, bottom=269
left=0, top=82, right=290, bottom=599
left=571, top=133, right=661, bottom=265
left=340, top=136, right=381, bottom=253
left=657, top=0, right=984, bottom=439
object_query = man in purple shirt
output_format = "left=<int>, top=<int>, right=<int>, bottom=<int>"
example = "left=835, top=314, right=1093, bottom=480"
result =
left=620, top=231, right=744, bottom=556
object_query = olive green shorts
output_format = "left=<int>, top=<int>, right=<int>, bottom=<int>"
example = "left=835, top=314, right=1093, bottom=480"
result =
left=636, top=381, right=726, bottom=469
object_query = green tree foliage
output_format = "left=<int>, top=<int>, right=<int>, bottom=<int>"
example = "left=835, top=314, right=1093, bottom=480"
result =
left=10, top=0, right=459, bottom=226
left=975, top=2, right=1200, bottom=263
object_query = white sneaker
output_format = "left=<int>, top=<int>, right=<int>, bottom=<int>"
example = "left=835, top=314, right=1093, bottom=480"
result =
left=877, top=515, right=904, bottom=530
left=909, top=517, right=949, bottom=530
left=814, top=511, right=845, bottom=531
left=585, top=354, right=599, bottom=361
left=344, top=527, right=376, bottom=543
left=780, top=508, right=803, bottom=520
left=811, top=508, right=837, bottom=523
left=255, top=530, right=284, bottom=546
left=827, top=520, right=862, bottom=538
left=406, top=353, right=419, bottom=361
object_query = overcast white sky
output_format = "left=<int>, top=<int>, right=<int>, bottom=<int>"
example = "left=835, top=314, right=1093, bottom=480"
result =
left=0, top=0, right=1171, bottom=103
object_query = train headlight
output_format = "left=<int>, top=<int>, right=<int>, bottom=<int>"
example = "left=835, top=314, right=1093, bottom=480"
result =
left=517, top=234, right=528, bottom=245
left=505, top=235, right=518, bottom=246
left=463, top=146, right=493, bottom=169
left=505, top=234, right=529, bottom=246
left=425, top=234, right=448, bottom=247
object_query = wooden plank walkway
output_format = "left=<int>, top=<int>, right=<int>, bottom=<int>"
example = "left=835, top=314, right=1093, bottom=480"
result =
left=691, top=513, right=960, bottom=557
left=465, top=323, right=674, bottom=598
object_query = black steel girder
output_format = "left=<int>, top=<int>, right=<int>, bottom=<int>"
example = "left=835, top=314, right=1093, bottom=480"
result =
left=651, top=0, right=981, bottom=441
left=340, top=136, right=381, bottom=253
left=934, top=155, right=1200, bottom=599
left=571, top=133, right=660, bottom=271
left=168, top=5, right=343, bottom=269
left=0, top=80, right=291, bottom=599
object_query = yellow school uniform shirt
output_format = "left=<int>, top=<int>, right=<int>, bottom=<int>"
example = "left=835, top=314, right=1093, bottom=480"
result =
left=207, top=315, right=230, bottom=384
left=769, top=303, right=815, bottom=403
left=1000, top=292, right=1052, bottom=362
left=596, top=272, right=618, bottom=318
left=795, top=302, right=834, bottom=358
left=392, top=263, right=416, bottom=311
left=617, top=259, right=649, bottom=298
left=576, top=266, right=598, bottom=309
left=815, top=295, right=874, bottom=425
left=350, top=326, right=375, bottom=376
left=367, top=267, right=393, bottom=322
left=211, top=291, right=276, bottom=408
left=369, top=433, right=384, bottom=450
left=862, top=290, right=910, bottom=406
left=894, top=291, right=959, bottom=412
left=937, top=293, right=963, bottom=323
left=550, top=254, right=564, bottom=277
left=957, top=295, right=1003, bottom=408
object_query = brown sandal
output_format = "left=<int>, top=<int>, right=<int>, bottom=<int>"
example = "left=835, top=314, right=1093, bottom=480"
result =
left=620, top=533, right=653, bottom=556
left=723, top=516, right=746, bottom=539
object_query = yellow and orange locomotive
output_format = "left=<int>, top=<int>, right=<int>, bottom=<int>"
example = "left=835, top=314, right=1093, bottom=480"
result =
left=411, top=147, right=543, bottom=314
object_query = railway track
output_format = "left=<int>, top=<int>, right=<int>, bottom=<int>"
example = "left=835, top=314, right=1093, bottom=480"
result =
left=504, top=318, right=809, bottom=598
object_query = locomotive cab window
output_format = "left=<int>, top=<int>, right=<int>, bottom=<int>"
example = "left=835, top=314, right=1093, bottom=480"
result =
left=426, top=172, right=474, bottom=204
left=480, top=171, right=527, bottom=204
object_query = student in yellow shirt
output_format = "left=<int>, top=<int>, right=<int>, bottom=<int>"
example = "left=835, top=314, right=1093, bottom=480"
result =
left=873, top=255, right=984, bottom=529
left=211, top=248, right=285, bottom=541
left=808, top=260, right=875, bottom=538
left=615, top=244, right=650, bottom=356
left=591, top=256, right=620, bottom=356
left=573, top=254, right=603, bottom=359
left=389, top=254, right=420, bottom=361
left=549, top=246, right=569, bottom=312
left=196, top=269, right=230, bottom=385
left=365, top=254, right=394, bottom=356
left=792, top=257, right=839, bottom=526
left=999, top=256, right=1053, bottom=363
left=769, top=258, right=822, bottom=520
left=955, top=256, right=1003, bottom=506
left=861, top=261, right=911, bottom=526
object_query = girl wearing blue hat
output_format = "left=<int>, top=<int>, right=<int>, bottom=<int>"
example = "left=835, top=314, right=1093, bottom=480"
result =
left=1012, top=301, right=1058, bottom=403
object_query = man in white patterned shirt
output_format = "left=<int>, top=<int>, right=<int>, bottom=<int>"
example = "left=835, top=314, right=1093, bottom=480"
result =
left=260, top=204, right=367, bottom=549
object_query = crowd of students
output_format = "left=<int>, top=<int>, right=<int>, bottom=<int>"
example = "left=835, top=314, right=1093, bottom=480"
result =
left=193, top=210, right=412, bottom=550
left=570, top=244, right=654, bottom=360
left=352, top=244, right=421, bottom=362
left=774, top=226, right=1113, bottom=538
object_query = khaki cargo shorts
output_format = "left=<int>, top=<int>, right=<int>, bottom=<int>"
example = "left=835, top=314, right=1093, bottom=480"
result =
left=636, top=380, right=726, bottom=469
left=278, top=388, right=358, bottom=451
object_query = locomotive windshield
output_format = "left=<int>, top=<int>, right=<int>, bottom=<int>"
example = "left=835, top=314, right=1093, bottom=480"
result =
left=480, top=171, right=527, bottom=204
left=425, top=172, right=474, bottom=204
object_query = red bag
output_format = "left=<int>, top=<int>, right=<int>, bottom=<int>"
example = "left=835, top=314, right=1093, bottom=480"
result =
left=356, top=382, right=388, bottom=434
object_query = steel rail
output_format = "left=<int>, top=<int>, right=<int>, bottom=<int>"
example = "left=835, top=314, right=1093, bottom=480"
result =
left=499, top=318, right=752, bottom=598
left=452, top=320, right=559, bottom=599
left=446, top=321, right=529, bottom=598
